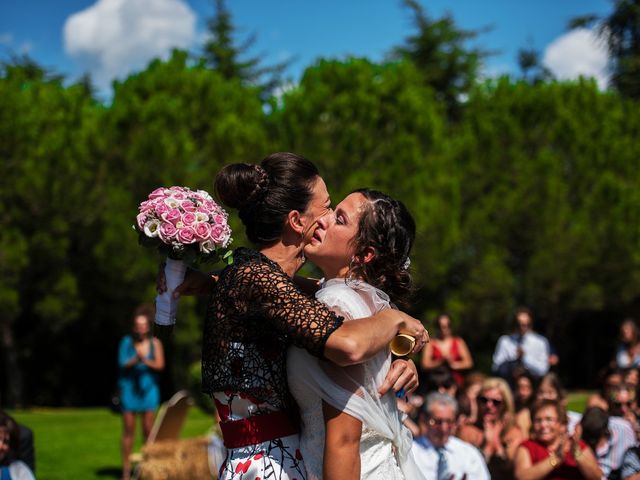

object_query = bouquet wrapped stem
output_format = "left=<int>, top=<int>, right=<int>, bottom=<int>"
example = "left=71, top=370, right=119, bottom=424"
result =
left=135, top=186, right=233, bottom=327
left=155, top=258, right=188, bottom=326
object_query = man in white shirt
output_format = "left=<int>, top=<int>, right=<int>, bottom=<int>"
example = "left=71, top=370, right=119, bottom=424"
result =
left=412, top=393, right=490, bottom=480
left=492, top=306, right=550, bottom=384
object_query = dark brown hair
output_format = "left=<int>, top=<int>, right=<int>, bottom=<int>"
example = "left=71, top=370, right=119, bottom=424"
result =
left=347, top=188, right=415, bottom=307
left=215, top=152, right=320, bottom=246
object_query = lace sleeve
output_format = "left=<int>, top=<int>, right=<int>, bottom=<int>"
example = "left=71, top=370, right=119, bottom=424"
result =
left=241, top=261, right=344, bottom=357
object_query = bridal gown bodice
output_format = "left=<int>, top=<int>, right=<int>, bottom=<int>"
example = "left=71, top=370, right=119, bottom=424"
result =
left=287, top=279, right=405, bottom=480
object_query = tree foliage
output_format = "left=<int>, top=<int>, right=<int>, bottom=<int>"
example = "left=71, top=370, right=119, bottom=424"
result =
left=1, top=21, right=640, bottom=405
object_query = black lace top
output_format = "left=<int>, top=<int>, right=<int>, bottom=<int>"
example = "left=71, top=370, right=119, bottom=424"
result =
left=202, top=247, right=344, bottom=410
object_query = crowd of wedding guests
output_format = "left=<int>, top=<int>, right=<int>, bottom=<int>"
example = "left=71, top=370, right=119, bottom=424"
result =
left=409, top=307, right=640, bottom=480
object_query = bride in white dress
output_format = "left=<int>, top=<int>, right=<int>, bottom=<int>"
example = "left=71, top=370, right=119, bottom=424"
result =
left=288, top=189, right=426, bottom=480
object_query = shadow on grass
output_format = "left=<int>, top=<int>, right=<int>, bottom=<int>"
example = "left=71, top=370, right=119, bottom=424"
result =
left=95, top=467, right=122, bottom=478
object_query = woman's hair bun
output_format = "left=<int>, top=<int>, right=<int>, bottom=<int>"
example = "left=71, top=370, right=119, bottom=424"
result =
left=214, top=163, right=270, bottom=210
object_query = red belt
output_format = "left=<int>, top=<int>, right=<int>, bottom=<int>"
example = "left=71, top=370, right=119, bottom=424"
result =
left=220, top=411, right=300, bottom=449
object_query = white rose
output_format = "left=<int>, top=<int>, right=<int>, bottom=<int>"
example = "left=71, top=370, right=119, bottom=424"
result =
left=195, top=211, right=209, bottom=223
left=143, top=219, right=161, bottom=237
left=164, top=197, right=179, bottom=208
left=199, top=239, right=215, bottom=254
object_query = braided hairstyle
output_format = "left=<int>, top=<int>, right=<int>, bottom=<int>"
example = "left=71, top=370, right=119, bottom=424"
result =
left=348, top=188, right=416, bottom=308
left=215, top=152, right=320, bottom=246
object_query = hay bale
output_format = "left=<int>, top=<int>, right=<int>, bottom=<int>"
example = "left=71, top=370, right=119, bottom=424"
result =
left=138, top=436, right=213, bottom=480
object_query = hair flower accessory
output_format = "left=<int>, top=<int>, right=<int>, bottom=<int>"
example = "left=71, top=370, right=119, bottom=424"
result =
left=402, top=257, right=411, bottom=271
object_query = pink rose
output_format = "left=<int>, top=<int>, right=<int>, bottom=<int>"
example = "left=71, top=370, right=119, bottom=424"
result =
left=171, top=191, right=187, bottom=201
left=158, top=222, right=178, bottom=241
left=162, top=208, right=182, bottom=225
left=177, top=227, right=197, bottom=244
left=182, top=212, right=197, bottom=226
left=136, top=213, right=147, bottom=230
left=203, top=200, right=217, bottom=212
left=213, top=214, right=226, bottom=225
left=148, top=187, right=167, bottom=200
left=210, top=225, right=226, bottom=243
left=154, top=202, right=169, bottom=215
left=194, top=222, right=211, bottom=241
left=181, top=200, right=197, bottom=213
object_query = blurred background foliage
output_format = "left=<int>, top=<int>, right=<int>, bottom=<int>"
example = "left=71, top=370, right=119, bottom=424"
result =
left=1, top=0, right=639, bottom=407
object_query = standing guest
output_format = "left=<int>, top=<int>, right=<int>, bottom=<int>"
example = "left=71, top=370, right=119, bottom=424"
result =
left=457, top=377, right=524, bottom=479
left=421, top=314, right=474, bottom=387
left=0, top=411, right=35, bottom=480
left=413, top=393, right=490, bottom=479
left=118, top=305, right=165, bottom=480
left=493, top=307, right=551, bottom=386
left=616, top=319, right=640, bottom=369
left=514, top=399, right=601, bottom=480
left=580, top=406, right=636, bottom=479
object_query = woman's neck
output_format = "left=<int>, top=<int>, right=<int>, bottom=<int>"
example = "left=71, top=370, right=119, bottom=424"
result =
left=261, top=242, right=305, bottom=277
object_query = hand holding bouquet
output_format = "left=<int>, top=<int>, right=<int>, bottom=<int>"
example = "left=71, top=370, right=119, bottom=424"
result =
left=135, top=186, right=232, bottom=325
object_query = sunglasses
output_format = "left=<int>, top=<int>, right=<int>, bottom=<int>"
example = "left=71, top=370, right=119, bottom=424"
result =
left=478, top=396, right=503, bottom=407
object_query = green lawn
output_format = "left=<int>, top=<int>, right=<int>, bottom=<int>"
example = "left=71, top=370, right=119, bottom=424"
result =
left=8, top=391, right=592, bottom=479
left=9, top=406, right=215, bottom=480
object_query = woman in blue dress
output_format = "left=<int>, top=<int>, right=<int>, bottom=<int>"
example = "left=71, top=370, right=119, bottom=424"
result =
left=118, top=304, right=165, bottom=480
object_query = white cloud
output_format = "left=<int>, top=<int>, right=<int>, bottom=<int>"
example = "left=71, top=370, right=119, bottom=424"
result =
left=63, top=0, right=196, bottom=89
left=543, top=28, right=610, bottom=89
left=0, top=33, right=13, bottom=46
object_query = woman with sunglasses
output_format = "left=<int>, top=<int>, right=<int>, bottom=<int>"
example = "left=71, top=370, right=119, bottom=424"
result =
left=514, top=399, right=601, bottom=480
left=458, top=377, right=524, bottom=479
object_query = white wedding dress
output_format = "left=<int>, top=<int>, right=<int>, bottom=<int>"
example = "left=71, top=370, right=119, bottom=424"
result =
left=287, top=279, right=424, bottom=480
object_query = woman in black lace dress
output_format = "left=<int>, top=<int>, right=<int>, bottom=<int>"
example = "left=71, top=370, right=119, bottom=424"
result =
left=199, top=152, right=428, bottom=480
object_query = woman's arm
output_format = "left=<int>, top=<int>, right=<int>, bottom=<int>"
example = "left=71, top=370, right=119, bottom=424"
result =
left=322, top=400, right=361, bottom=480
left=505, top=426, right=525, bottom=461
left=514, top=445, right=558, bottom=480
left=449, top=338, right=474, bottom=370
left=139, top=338, right=165, bottom=371
left=118, top=337, right=138, bottom=369
left=573, top=443, right=602, bottom=480
left=420, top=341, right=443, bottom=370
left=324, top=309, right=428, bottom=366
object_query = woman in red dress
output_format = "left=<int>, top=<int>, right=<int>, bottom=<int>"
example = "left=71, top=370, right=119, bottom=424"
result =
left=420, top=313, right=473, bottom=386
left=514, top=399, right=601, bottom=480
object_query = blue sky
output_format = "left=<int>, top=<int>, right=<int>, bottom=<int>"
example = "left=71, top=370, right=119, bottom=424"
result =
left=1, top=0, right=613, bottom=95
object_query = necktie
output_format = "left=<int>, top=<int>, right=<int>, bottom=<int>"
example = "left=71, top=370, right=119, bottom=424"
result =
left=437, top=447, right=450, bottom=480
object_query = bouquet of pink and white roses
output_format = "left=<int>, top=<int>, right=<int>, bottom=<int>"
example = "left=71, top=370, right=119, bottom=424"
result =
left=135, top=186, right=233, bottom=326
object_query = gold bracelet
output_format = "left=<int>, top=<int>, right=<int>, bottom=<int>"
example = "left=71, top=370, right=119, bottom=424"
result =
left=574, top=448, right=583, bottom=460
left=549, top=454, right=559, bottom=468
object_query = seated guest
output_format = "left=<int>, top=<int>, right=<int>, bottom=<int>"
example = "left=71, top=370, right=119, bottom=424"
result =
left=0, top=411, right=35, bottom=480
left=518, top=372, right=582, bottom=437
left=424, top=365, right=458, bottom=398
left=514, top=399, right=601, bottom=480
left=587, top=368, right=624, bottom=411
left=413, top=392, right=490, bottom=479
left=17, top=424, right=34, bottom=474
left=421, top=313, right=474, bottom=387
left=514, top=371, right=537, bottom=436
left=580, top=406, right=636, bottom=479
left=621, top=444, right=640, bottom=479
left=493, top=307, right=551, bottom=387
left=459, top=371, right=487, bottom=425
left=458, top=377, right=524, bottom=479
left=609, top=384, right=640, bottom=438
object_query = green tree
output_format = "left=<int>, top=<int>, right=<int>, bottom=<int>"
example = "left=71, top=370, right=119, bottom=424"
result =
left=390, top=0, right=489, bottom=116
left=570, top=0, right=640, bottom=98
left=202, top=0, right=289, bottom=97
